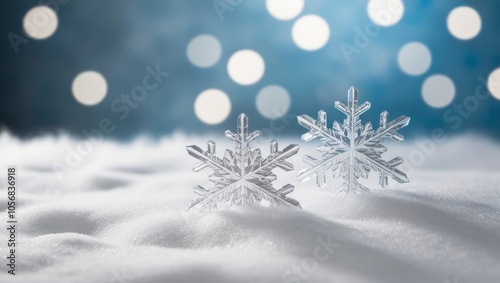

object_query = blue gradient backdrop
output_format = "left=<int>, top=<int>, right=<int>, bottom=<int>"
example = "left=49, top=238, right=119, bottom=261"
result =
left=1, top=0, right=500, bottom=139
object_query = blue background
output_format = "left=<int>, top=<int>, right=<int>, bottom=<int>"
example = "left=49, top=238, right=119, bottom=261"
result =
left=1, top=0, right=499, bottom=139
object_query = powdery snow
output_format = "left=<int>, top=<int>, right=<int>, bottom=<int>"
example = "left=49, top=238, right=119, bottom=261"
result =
left=0, top=132, right=499, bottom=283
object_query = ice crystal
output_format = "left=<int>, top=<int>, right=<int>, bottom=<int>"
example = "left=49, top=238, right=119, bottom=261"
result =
left=297, top=87, right=410, bottom=193
left=186, top=113, right=301, bottom=211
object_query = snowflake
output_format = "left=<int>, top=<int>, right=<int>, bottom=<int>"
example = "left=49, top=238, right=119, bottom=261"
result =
left=186, top=113, right=301, bottom=211
left=297, top=86, right=410, bottom=193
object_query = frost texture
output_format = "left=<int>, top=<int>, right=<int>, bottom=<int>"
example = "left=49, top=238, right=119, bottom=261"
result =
left=186, top=113, right=301, bottom=211
left=297, top=87, right=411, bottom=193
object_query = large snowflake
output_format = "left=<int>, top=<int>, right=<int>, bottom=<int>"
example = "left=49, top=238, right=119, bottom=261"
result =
left=297, top=87, right=410, bottom=193
left=186, top=113, right=301, bottom=211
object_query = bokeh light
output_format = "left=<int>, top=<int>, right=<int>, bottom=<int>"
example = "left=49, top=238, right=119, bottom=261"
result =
left=266, top=0, right=304, bottom=21
left=447, top=6, right=482, bottom=40
left=187, top=34, right=222, bottom=68
left=194, top=89, right=231, bottom=125
left=227, top=50, right=265, bottom=85
left=72, top=71, right=108, bottom=106
left=422, top=75, right=455, bottom=108
left=4, top=1, right=500, bottom=140
left=23, top=6, right=58, bottom=40
left=367, top=0, right=404, bottom=27
left=487, top=68, right=500, bottom=100
left=397, top=42, right=432, bottom=76
left=292, top=15, right=330, bottom=51
left=256, top=85, right=291, bottom=119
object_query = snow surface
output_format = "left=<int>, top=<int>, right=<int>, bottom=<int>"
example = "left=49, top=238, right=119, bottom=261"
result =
left=0, top=132, right=499, bottom=283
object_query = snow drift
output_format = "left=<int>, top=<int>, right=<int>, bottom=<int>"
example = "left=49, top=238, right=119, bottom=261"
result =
left=0, top=132, right=499, bottom=283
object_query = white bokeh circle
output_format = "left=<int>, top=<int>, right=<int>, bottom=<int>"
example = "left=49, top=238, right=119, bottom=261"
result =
left=266, top=0, right=304, bottom=21
left=397, top=42, right=432, bottom=76
left=194, top=89, right=231, bottom=125
left=256, top=85, right=291, bottom=119
left=292, top=15, right=330, bottom=51
left=367, top=0, right=404, bottom=27
left=23, top=6, right=58, bottom=40
left=227, top=50, right=265, bottom=85
left=422, top=75, right=455, bottom=108
left=72, top=71, right=108, bottom=106
left=447, top=6, right=482, bottom=40
left=487, top=68, right=500, bottom=100
left=187, top=34, right=222, bottom=68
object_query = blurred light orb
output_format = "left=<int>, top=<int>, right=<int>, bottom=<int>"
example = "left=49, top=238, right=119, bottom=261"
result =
left=292, top=15, right=330, bottom=51
left=72, top=71, right=108, bottom=106
left=187, top=34, right=222, bottom=68
left=422, top=75, right=455, bottom=108
left=397, top=42, right=432, bottom=76
left=227, top=50, right=265, bottom=85
left=23, top=6, right=58, bottom=40
left=266, top=0, right=304, bottom=21
left=195, top=89, right=231, bottom=125
left=447, top=6, right=482, bottom=40
left=487, top=68, right=500, bottom=100
left=256, top=85, right=291, bottom=119
left=367, top=0, right=404, bottom=27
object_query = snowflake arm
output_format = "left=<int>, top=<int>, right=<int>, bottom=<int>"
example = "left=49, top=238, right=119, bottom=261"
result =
left=357, top=111, right=411, bottom=187
left=296, top=152, right=346, bottom=188
left=297, top=110, right=348, bottom=148
left=187, top=113, right=301, bottom=211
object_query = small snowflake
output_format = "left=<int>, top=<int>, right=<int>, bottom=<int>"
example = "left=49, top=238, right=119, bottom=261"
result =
left=187, top=113, right=301, bottom=211
left=297, top=86, right=410, bottom=193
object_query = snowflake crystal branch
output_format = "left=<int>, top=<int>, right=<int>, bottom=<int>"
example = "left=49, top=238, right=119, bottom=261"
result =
left=297, top=86, right=410, bottom=193
left=186, top=113, right=301, bottom=211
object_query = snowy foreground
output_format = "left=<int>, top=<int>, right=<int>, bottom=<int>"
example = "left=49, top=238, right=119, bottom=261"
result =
left=0, top=132, right=499, bottom=283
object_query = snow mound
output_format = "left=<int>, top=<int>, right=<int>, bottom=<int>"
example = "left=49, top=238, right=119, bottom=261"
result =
left=0, top=132, right=499, bottom=283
